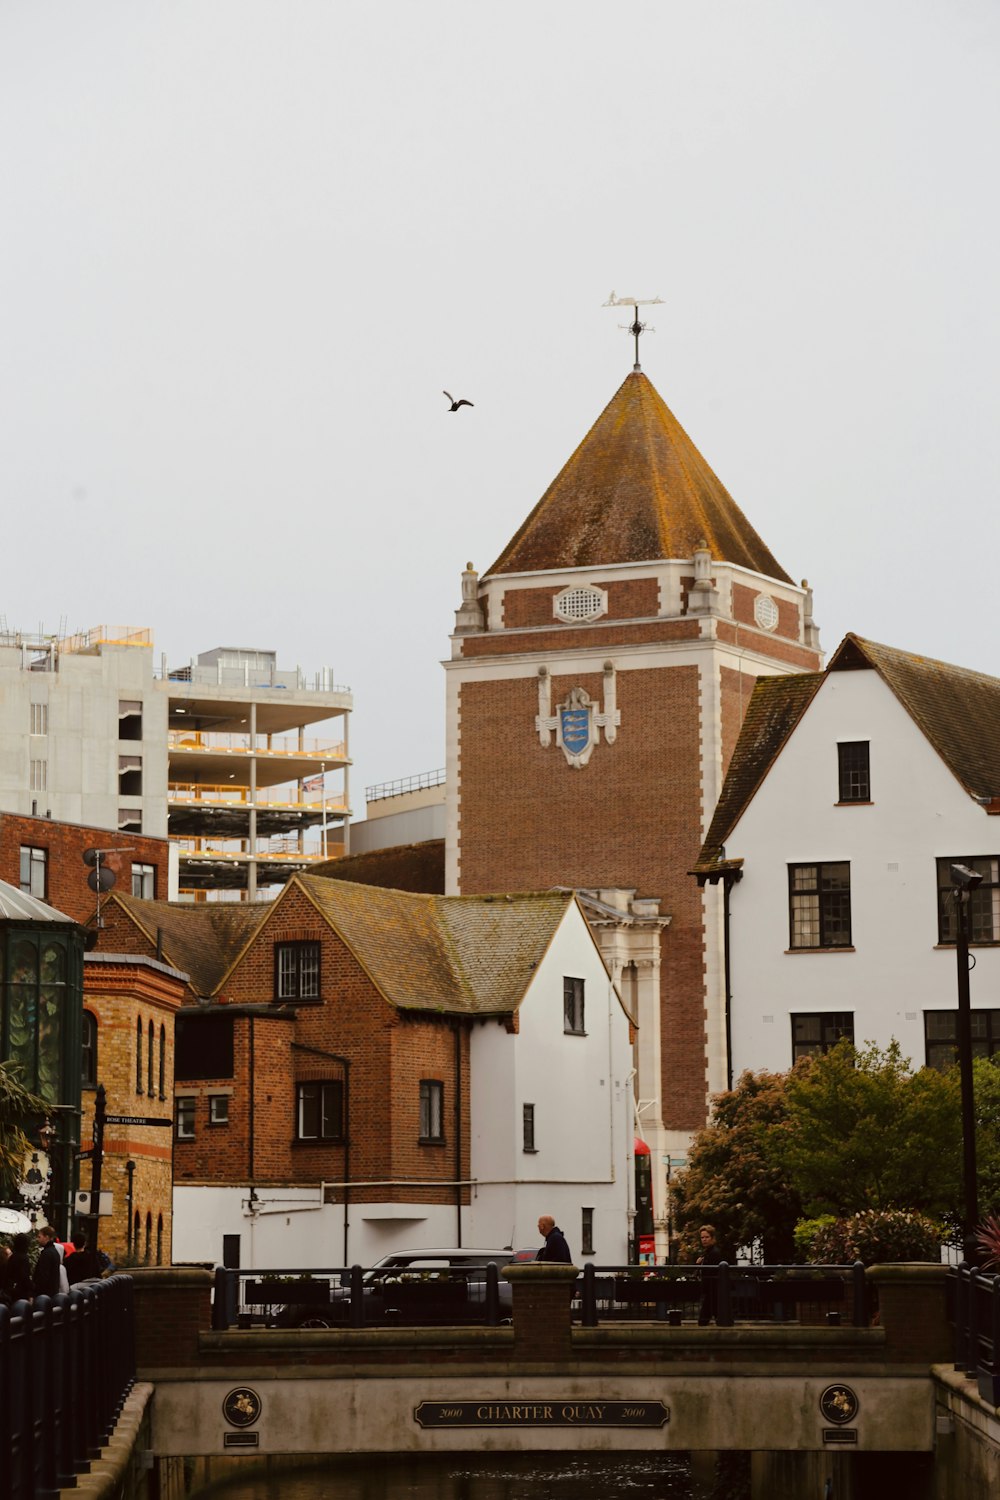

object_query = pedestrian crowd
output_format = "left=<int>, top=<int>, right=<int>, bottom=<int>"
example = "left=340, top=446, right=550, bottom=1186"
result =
left=0, top=1225, right=112, bottom=1306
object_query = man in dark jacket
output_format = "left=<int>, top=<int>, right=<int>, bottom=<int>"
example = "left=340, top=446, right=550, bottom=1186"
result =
left=0, top=1234, right=34, bottom=1304
left=536, top=1214, right=572, bottom=1263
left=697, top=1223, right=723, bottom=1325
left=34, top=1223, right=62, bottom=1298
left=66, top=1231, right=100, bottom=1285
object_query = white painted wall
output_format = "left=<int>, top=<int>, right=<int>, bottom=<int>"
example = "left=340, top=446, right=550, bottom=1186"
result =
left=173, top=905, right=633, bottom=1271
left=467, top=904, right=633, bottom=1263
left=725, top=668, right=1000, bottom=1074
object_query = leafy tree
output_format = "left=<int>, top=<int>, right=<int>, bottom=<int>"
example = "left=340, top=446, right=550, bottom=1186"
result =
left=670, top=1069, right=802, bottom=1262
left=780, top=1040, right=962, bottom=1220
left=0, top=1060, right=47, bottom=1202
left=972, top=1056, right=1000, bottom=1220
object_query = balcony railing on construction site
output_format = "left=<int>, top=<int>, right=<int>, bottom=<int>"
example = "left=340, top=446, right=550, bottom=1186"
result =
left=365, top=768, right=446, bottom=802
left=168, top=782, right=349, bottom=812
left=161, top=661, right=350, bottom=694
left=176, top=838, right=339, bottom=863
left=168, top=731, right=348, bottom=760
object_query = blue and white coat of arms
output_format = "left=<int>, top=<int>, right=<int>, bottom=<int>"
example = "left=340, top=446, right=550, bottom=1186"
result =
left=535, top=666, right=621, bottom=769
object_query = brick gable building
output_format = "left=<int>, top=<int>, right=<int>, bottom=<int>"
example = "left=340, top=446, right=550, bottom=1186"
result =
left=95, top=874, right=634, bottom=1267
left=446, top=366, right=822, bottom=1255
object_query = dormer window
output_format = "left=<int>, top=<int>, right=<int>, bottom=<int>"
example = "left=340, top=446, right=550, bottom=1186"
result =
left=554, top=586, right=607, bottom=624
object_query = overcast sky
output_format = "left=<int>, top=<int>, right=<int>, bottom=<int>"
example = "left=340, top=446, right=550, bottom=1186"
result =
left=2, top=2, right=998, bottom=806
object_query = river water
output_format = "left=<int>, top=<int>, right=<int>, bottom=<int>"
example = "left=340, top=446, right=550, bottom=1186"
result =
left=185, top=1452, right=700, bottom=1500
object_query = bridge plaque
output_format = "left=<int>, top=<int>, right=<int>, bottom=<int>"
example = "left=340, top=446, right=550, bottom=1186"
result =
left=415, top=1400, right=669, bottom=1429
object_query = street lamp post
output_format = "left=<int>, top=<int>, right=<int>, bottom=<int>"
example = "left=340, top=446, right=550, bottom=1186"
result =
left=951, top=864, right=982, bottom=1264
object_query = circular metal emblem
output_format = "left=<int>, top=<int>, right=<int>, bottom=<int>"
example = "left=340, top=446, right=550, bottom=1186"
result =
left=754, top=594, right=780, bottom=632
left=223, top=1387, right=262, bottom=1428
left=819, top=1385, right=858, bottom=1425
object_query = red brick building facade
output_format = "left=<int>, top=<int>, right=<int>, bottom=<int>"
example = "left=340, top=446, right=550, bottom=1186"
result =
left=0, top=811, right=170, bottom=923
left=446, top=369, right=822, bottom=1254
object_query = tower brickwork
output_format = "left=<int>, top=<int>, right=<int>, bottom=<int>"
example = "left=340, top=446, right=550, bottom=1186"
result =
left=446, top=370, right=821, bottom=1252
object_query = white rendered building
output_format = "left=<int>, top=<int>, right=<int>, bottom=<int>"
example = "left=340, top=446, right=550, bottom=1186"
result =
left=694, top=634, right=1000, bottom=1078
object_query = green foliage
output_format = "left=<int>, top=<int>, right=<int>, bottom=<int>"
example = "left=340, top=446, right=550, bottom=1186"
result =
left=0, top=1060, right=47, bottom=1202
left=797, top=1209, right=943, bottom=1266
left=793, top=1216, right=836, bottom=1257
left=670, top=1069, right=802, bottom=1262
left=972, top=1057, right=1000, bottom=1219
left=780, top=1040, right=962, bottom=1219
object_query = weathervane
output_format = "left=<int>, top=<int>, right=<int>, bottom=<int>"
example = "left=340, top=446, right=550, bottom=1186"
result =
left=603, top=292, right=664, bottom=372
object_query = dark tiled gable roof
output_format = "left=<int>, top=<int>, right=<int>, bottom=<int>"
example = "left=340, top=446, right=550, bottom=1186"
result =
left=828, top=634, right=1000, bottom=802
left=693, top=673, right=824, bottom=875
left=694, top=634, right=1000, bottom=877
left=106, top=894, right=265, bottom=996
left=291, top=876, right=581, bottom=1016
left=488, top=371, right=791, bottom=581
left=313, top=840, right=445, bottom=894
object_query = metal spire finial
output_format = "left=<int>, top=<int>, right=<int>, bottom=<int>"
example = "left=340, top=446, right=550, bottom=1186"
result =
left=603, top=292, right=664, bottom=372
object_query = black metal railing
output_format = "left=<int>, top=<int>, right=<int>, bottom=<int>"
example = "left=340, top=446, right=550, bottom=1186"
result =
left=210, top=1261, right=868, bottom=1332
left=0, top=1276, right=136, bottom=1500
left=950, top=1263, right=1000, bottom=1404
left=212, top=1262, right=510, bottom=1331
left=576, top=1263, right=868, bottom=1328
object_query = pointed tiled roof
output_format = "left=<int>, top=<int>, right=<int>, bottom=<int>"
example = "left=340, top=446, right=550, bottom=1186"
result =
left=692, top=673, right=824, bottom=875
left=693, top=634, right=1000, bottom=876
left=828, top=634, right=1000, bottom=803
left=286, top=877, right=582, bottom=1017
left=488, top=371, right=791, bottom=581
left=102, top=894, right=265, bottom=996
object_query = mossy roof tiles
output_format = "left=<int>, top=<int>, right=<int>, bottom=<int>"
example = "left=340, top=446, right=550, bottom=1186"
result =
left=488, top=371, right=791, bottom=581
left=292, top=876, right=579, bottom=1016
left=105, top=894, right=265, bottom=996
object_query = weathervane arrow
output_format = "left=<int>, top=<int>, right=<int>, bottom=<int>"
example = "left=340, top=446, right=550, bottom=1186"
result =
left=603, top=292, right=664, bottom=372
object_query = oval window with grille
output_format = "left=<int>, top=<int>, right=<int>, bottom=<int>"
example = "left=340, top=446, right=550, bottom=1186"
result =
left=555, top=586, right=606, bottom=623
left=754, top=594, right=780, bottom=632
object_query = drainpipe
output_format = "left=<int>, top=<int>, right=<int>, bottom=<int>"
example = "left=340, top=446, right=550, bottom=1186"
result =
left=126, top=1160, right=136, bottom=1255
left=291, top=1042, right=351, bottom=1264
left=248, top=1015, right=255, bottom=1180
left=453, top=1022, right=463, bottom=1247
left=723, top=877, right=734, bottom=1092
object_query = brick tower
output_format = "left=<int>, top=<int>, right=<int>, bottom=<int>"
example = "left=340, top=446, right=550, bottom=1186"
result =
left=445, top=364, right=822, bottom=1254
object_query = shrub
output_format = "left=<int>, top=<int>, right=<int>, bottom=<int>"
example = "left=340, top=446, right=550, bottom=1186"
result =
left=797, top=1208, right=942, bottom=1265
left=976, top=1213, right=1000, bottom=1270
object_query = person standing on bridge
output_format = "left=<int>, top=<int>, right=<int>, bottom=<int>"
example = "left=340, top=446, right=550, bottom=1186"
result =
left=536, top=1215, right=572, bottom=1262
left=696, top=1224, right=723, bottom=1325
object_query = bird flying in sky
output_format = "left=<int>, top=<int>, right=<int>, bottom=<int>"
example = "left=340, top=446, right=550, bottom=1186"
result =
left=443, top=391, right=474, bottom=412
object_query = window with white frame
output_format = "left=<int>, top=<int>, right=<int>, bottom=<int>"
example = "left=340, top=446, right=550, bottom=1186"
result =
left=296, top=1080, right=342, bottom=1140
left=209, top=1095, right=230, bottom=1125
left=523, top=1103, right=536, bottom=1152
left=30, top=703, right=48, bottom=736
left=132, top=862, right=155, bottom=899
left=19, top=846, right=47, bottom=898
left=175, top=1096, right=196, bottom=1140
